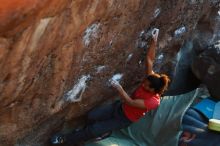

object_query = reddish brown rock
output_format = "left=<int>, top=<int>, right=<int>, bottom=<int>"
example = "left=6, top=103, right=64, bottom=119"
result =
left=0, top=0, right=219, bottom=145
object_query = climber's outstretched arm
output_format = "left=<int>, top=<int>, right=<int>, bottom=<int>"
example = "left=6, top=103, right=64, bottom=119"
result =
left=145, top=29, right=159, bottom=75
left=110, top=80, right=147, bottom=109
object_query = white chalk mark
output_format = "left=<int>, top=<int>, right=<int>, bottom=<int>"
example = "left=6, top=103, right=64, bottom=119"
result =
left=96, top=65, right=106, bottom=73
left=154, top=8, right=161, bottom=18
left=83, top=23, right=101, bottom=47
left=65, top=75, right=90, bottom=102
left=111, top=73, right=123, bottom=82
left=157, top=54, right=164, bottom=60
left=188, top=0, right=204, bottom=4
left=138, top=42, right=147, bottom=48
left=214, top=41, right=220, bottom=54
left=108, top=73, right=123, bottom=87
left=109, top=73, right=123, bottom=85
left=155, top=54, right=164, bottom=69
left=174, top=26, right=186, bottom=37
left=139, top=30, right=145, bottom=37
left=139, top=60, right=142, bottom=65
left=126, top=54, right=133, bottom=62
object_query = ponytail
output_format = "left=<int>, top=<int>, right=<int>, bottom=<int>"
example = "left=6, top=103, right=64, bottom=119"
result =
left=146, top=73, right=170, bottom=95
left=159, top=74, right=170, bottom=95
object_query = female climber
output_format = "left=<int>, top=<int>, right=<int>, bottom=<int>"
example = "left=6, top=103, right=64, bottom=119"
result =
left=51, top=28, right=170, bottom=145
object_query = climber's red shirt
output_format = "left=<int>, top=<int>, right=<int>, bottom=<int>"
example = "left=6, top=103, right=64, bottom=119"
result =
left=122, top=85, right=160, bottom=122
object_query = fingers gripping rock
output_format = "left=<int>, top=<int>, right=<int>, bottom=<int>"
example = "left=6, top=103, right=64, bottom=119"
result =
left=152, top=28, right=159, bottom=42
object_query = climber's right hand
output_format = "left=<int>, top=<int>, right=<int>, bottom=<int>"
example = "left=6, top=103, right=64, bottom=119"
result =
left=152, top=28, right=159, bottom=42
left=109, top=79, right=122, bottom=90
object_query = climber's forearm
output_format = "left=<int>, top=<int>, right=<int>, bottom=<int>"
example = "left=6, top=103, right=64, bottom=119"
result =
left=145, top=39, right=156, bottom=74
left=146, top=39, right=156, bottom=61
left=116, top=87, right=146, bottom=109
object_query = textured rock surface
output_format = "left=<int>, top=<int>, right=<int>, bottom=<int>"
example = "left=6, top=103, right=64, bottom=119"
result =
left=192, top=41, right=220, bottom=99
left=191, top=7, right=220, bottom=99
left=0, top=0, right=219, bottom=145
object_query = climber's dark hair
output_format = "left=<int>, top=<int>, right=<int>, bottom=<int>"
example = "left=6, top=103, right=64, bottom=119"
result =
left=146, top=73, right=170, bottom=95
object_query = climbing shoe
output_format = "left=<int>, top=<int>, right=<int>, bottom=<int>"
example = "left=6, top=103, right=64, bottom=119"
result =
left=51, top=133, right=66, bottom=145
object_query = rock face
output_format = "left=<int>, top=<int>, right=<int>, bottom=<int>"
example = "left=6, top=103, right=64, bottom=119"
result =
left=0, top=0, right=219, bottom=145
left=191, top=8, right=220, bottom=100
left=192, top=41, right=220, bottom=99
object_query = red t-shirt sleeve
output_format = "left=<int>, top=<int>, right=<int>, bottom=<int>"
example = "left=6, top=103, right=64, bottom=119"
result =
left=144, top=96, right=160, bottom=110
